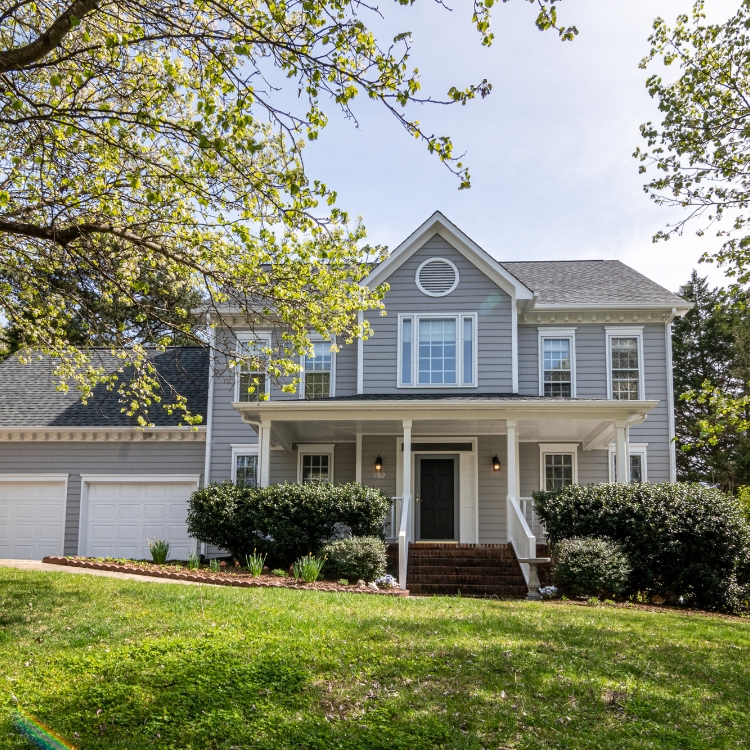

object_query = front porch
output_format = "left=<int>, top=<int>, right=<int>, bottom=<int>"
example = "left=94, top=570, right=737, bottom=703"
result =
left=234, top=395, right=657, bottom=592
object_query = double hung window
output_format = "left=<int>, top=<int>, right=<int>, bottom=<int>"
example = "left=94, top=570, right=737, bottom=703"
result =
left=236, top=337, right=270, bottom=402
left=539, top=445, right=578, bottom=491
left=610, top=445, right=647, bottom=483
left=303, top=341, right=333, bottom=399
left=297, top=444, right=334, bottom=483
left=232, top=446, right=259, bottom=487
left=538, top=329, right=575, bottom=397
left=606, top=329, right=643, bottom=400
left=399, top=314, right=476, bottom=387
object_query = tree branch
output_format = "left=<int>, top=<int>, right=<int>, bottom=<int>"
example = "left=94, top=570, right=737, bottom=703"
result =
left=0, top=0, right=100, bottom=74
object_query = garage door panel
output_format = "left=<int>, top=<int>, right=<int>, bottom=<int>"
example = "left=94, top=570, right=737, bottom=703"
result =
left=85, top=480, right=195, bottom=560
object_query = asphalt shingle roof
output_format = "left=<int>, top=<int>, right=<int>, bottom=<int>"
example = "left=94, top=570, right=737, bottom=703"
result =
left=499, top=260, right=687, bottom=307
left=0, top=347, right=208, bottom=427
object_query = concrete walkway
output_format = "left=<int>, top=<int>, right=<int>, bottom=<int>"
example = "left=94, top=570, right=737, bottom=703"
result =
left=0, top=559, right=201, bottom=586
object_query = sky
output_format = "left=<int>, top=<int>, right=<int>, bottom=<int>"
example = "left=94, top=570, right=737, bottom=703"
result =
left=300, top=0, right=739, bottom=294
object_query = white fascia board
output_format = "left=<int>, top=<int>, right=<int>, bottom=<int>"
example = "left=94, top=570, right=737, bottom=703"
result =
left=530, top=302, right=694, bottom=313
left=361, top=211, right=534, bottom=300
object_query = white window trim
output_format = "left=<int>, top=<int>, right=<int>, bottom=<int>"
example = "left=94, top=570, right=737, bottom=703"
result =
left=299, top=336, right=336, bottom=399
left=538, top=443, right=579, bottom=490
left=231, top=444, right=259, bottom=485
left=397, top=312, right=478, bottom=388
left=537, top=327, right=577, bottom=398
left=297, top=443, right=335, bottom=483
left=415, top=257, right=460, bottom=297
left=235, top=333, right=272, bottom=402
left=608, top=443, right=648, bottom=483
left=605, top=326, right=645, bottom=400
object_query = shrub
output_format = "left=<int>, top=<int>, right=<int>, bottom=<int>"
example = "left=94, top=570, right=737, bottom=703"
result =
left=147, top=538, right=170, bottom=564
left=322, top=536, right=387, bottom=582
left=209, top=559, right=220, bottom=573
left=293, top=554, right=326, bottom=582
left=187, top=481, right=391, bottom=565
left=552, top=537, right=631, bottom=598
left=738, top=486, right=750, bottom=522
left=245, top=550, right=266, bottom=577
left=271, top=568, right=287, bottom=577
left=338, top=579, right=349, bottom=586
left=534, top=483, right=750, bottom=612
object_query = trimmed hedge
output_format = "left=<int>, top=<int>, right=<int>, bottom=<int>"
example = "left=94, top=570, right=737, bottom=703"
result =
left=322, top=536, right=387, bottom=582
left=533, top=483, right=750, bottom=612
left=187, top=481, right=391, bottom=566
left=552, top=537, right=631, bottom=598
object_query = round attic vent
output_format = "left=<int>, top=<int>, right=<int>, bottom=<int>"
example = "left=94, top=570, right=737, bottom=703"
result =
left=415, top=258, right=459, bottom=297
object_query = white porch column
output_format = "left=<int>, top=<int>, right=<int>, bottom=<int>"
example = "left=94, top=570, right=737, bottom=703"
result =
left=259, top=420, right=272, bottom=487
left=506, top=419, right=519, bottom=497
left=615, top=419, right=629, bottom=483
left=355, top=433, right=362, bottom=483
left=403, top=419, right=412, bottom=539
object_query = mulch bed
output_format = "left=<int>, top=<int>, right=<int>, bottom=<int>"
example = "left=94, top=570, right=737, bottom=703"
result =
left=42, top=556, right=409, bottom=597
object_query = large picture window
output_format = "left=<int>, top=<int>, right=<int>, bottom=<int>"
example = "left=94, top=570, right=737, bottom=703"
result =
left=398, top=313, right=476, bottom=387
left=303, top=340, right=334, bottom=399
left=606, top=328, right=644, bottom=401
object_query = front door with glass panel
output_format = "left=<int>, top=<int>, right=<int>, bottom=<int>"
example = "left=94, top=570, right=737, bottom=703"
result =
left=416, top=457, right=458, bottom=540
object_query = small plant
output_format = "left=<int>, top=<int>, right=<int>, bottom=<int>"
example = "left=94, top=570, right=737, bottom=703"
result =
left=245, top=550, right=266, bottom=578
left=338, top=579, right=349, bottom=586
left=375, top=574, right=397, bottom=589
left=209, top=559, right=220, bottom=573
left=271, top=568, right=287, bottom=577
left=539, top=585, right=558, bottom=599
left=147, top=538, right=171, bottom=565
left=293, top=553, right=326, bottom=583
left=187, top=550, right=200, bottom=570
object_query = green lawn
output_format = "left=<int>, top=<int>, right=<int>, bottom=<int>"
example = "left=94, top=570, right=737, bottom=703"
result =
left=1, top=570, right=749, bottom=750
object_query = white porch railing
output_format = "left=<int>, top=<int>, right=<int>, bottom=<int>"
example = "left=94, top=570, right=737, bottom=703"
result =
left=507, top=494, right=536, bottom=583
left=519, top=497, right=547, bottom=541
left=398, top=493, right=412, bottom=591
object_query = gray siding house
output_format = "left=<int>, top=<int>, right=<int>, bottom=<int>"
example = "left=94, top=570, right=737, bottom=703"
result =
left=0, top=212, right=690, bottom=593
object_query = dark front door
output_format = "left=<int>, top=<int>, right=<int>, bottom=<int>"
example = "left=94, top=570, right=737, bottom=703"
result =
left=419, top=458, right=455, bottom=540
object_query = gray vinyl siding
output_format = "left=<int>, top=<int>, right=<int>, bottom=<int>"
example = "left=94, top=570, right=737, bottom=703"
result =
left=629, top=324, right=671, bottom=483
left=0, top=441, right=205, bottom=555
left=361, top=435, right=397, bottom=497
left=478, top=435, right=507, bottom=543
left=334, top=342, right=358, bottom=397
left=517, top=327, right=539, bottom=396
left=269, top=450, right=297, bottom=484
left=363, top=234, right=513, bottom=394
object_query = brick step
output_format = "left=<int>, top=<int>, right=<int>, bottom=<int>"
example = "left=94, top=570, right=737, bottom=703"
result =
left=408, top=575, right=527, bottom=585
left=407, top=566, right=522, bottom=576
left=408, top=559, right=520, bottom=569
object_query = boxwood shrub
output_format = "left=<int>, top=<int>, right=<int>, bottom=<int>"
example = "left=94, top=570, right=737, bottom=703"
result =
left=533, top=483, right=750, bottom=612
left=322, top=536, right=387, bottom=582
left=552, top=537, right=631, bottom=598
left=187, top=482, right=391, bottom=566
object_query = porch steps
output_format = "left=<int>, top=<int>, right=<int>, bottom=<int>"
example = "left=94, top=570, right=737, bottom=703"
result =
left=387, top=543, right=529, bottom=598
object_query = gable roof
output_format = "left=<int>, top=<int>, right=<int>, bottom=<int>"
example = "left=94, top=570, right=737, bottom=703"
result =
left=500, top=260, right=688, bottom=308
left=363, top=211, right=534, bottom=300
left=0, top=347, right=208, bottom=428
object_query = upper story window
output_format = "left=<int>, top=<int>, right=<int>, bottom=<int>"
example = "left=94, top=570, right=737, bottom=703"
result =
left=235, top=337, right=270, bottom=402
left=537, top=328, right=576, bottom=397
left=302, top=340, right=334, bottom=399
left=606, top=328, right=644, bottom=400
left=399, top=313, right=476, bottom=387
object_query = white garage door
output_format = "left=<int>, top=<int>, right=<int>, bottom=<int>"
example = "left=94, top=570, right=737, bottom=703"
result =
left=82, top=479, right=197, bottom=561
left=0, top=477, right=67, bottom=559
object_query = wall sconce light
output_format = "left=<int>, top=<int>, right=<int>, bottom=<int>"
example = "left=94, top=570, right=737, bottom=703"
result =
left=374, top=455, right=383, bottom=472
left=492, top=455, right=502, bottom=472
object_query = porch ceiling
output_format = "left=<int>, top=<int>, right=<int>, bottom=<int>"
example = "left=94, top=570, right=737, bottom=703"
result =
left=234, top=397, right=658, bottom=452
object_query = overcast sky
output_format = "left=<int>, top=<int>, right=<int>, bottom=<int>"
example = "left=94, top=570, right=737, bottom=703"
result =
left=301, top=0, right=738, bottom=294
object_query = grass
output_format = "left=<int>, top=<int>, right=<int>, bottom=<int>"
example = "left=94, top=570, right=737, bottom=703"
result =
left=1, top=569, right=749, bottom=750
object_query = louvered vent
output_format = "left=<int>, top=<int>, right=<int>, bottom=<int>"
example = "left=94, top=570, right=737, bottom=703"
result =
left=416, top=258, right=459, bottom=296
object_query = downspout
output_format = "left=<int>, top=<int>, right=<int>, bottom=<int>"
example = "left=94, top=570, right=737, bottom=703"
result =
left=203, top=313, right=216, bottom=487
left=665, top=307, right=677, bottom=482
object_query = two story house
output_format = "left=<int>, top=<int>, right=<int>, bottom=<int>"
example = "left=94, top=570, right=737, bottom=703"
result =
left=0, top=212, right=690, bottom=594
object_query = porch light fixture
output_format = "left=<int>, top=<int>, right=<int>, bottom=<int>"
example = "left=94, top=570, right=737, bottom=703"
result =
left=374, top=455, right=383, bottom=472
left=492, top=455, right=501, bottom=472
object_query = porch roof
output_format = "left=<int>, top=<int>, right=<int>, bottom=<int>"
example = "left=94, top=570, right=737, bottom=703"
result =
left=233, top=396, right=658, bottom=451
